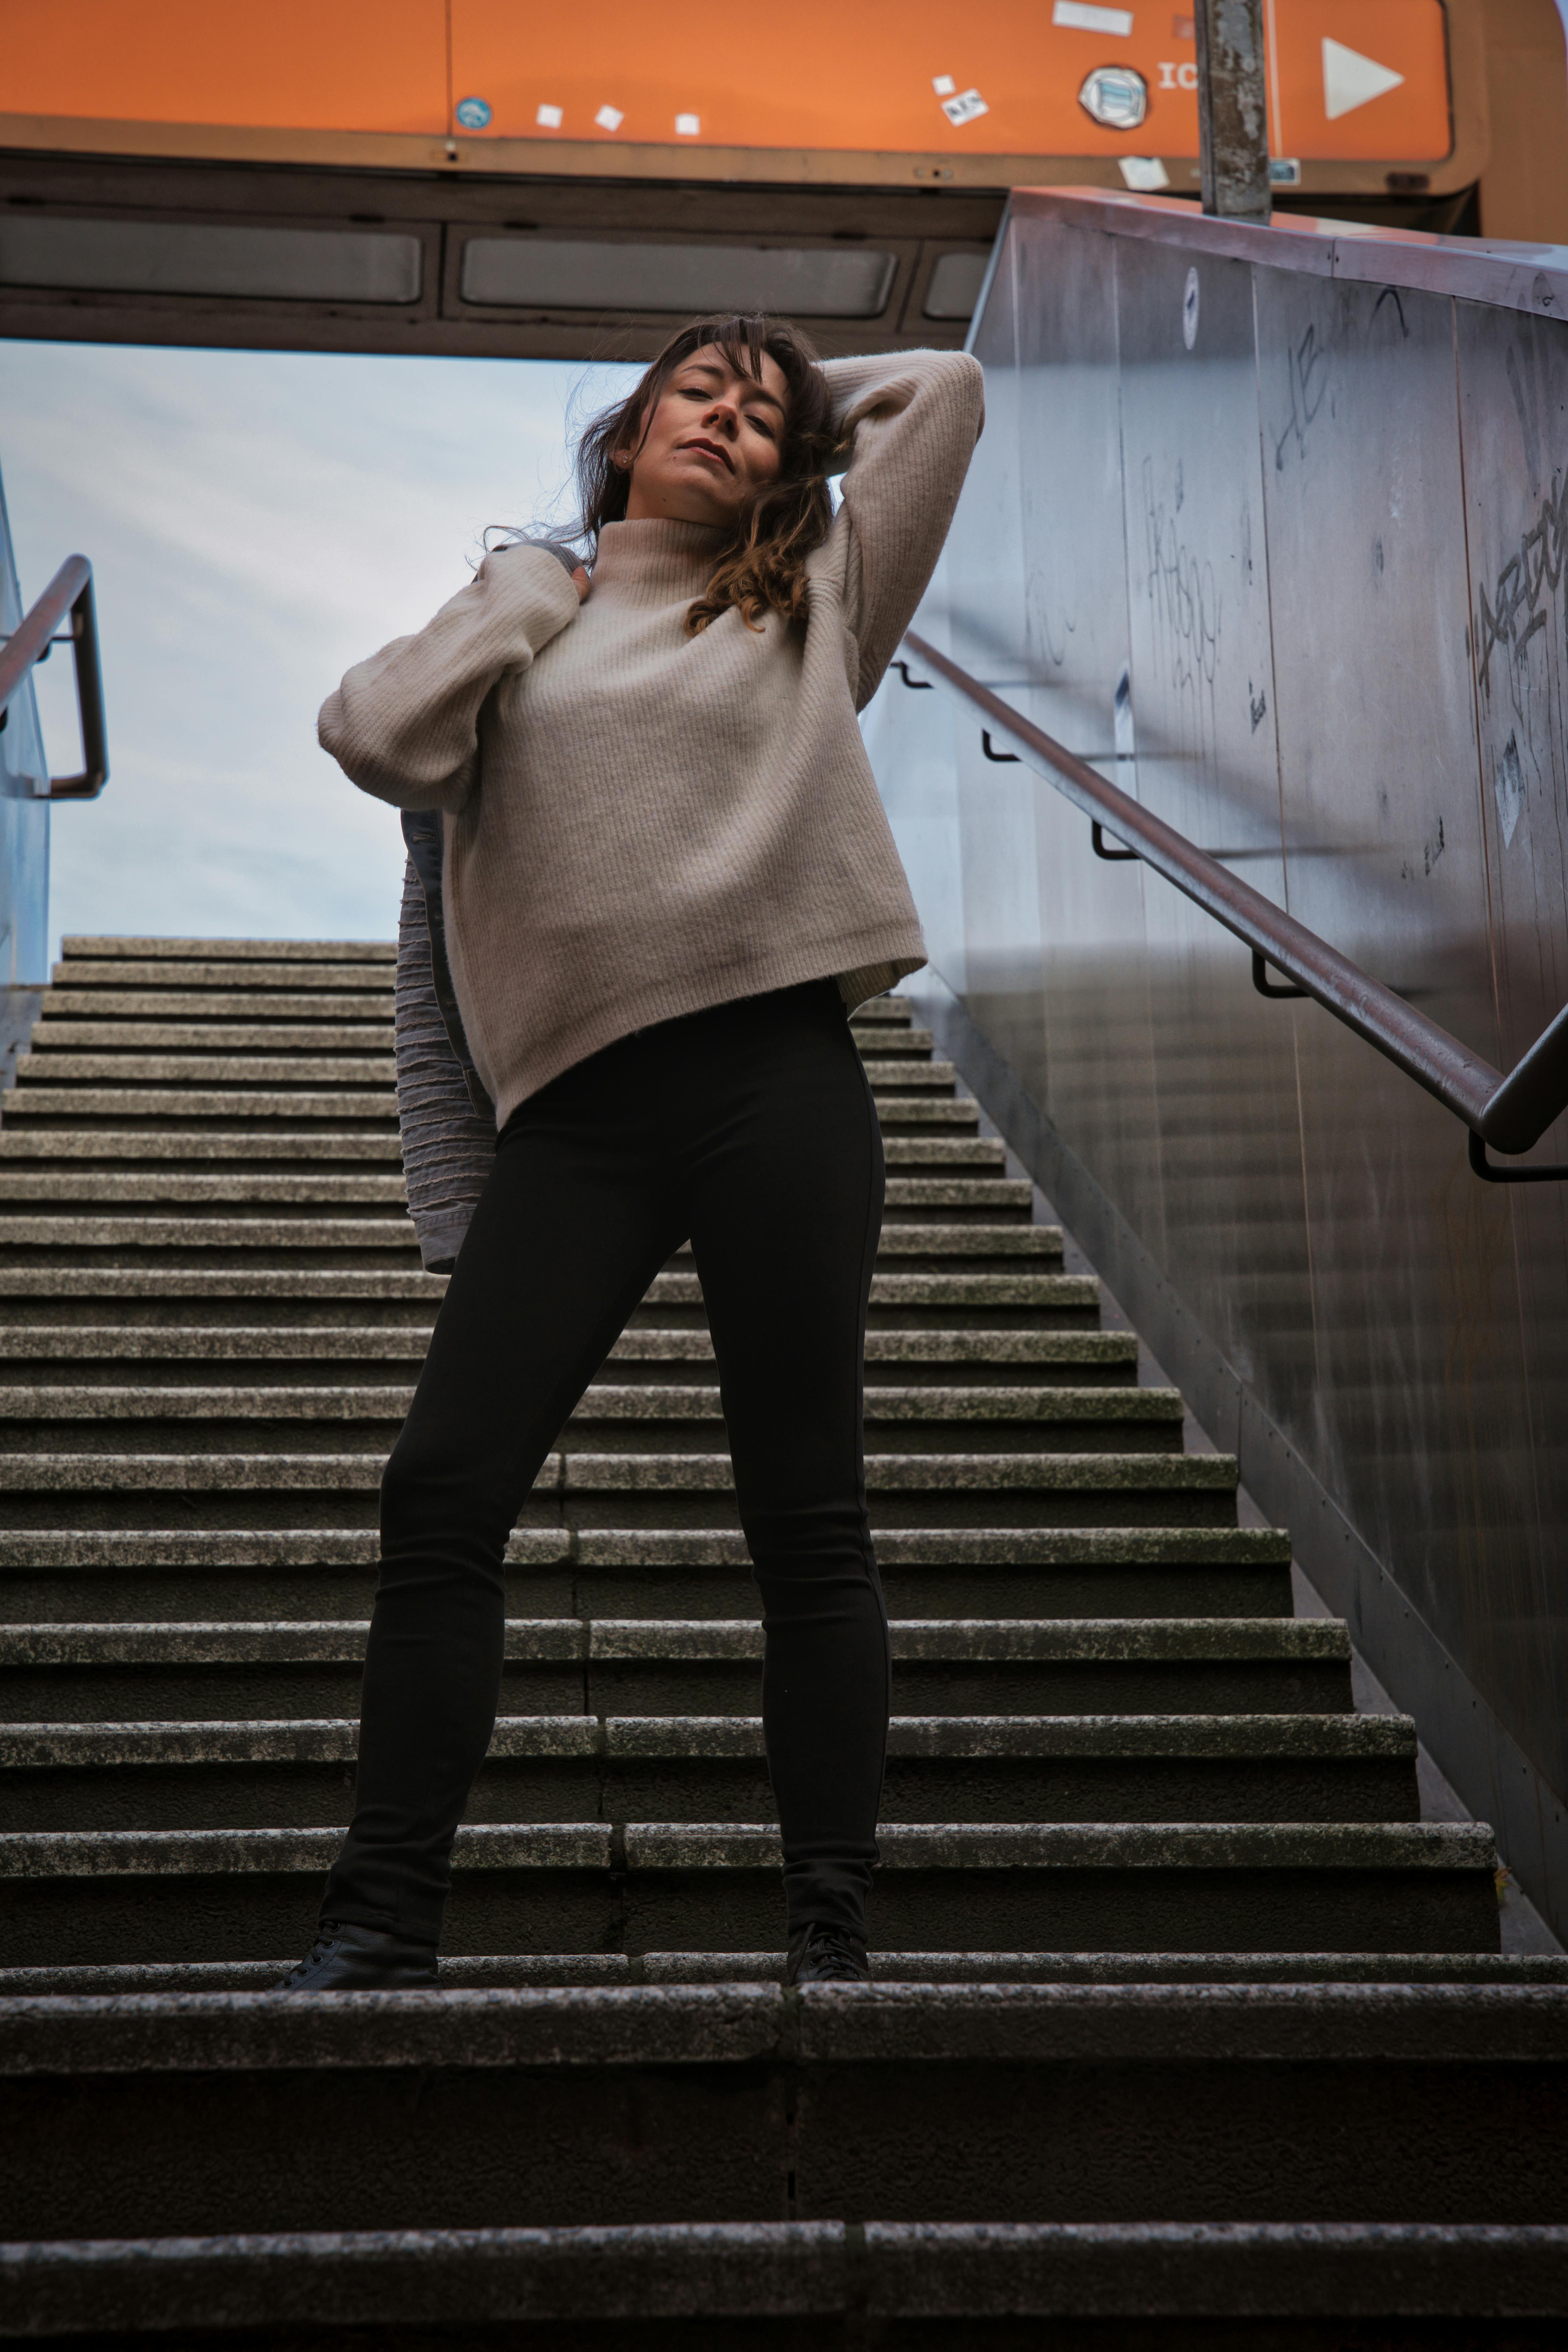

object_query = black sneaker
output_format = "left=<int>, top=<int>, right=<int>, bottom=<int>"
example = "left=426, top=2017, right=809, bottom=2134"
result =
left=784, top=1925, right=869, bottom=1985
left=275, top=1918, right=439, bottom=1993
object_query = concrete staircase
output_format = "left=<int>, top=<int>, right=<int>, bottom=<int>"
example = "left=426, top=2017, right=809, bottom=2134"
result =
left=0, top=935, right=1562, bottom=2345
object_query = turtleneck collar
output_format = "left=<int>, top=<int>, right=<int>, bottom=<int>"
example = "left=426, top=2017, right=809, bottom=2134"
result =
left=592, top=517, right=727, bottom=603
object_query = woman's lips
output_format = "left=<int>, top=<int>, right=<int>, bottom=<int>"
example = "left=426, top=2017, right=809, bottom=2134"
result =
left=680, top=438, right=734, bottom=472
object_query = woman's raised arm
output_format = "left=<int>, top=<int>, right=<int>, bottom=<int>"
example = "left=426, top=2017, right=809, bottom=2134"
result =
left=318, top=542, right=582, bottom=813
left=820, top=348, right=985, bottom=711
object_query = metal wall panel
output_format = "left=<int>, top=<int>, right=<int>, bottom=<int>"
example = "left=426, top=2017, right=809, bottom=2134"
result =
left=1455, top=298, right=1568, bottom=1802
left=1015, top=220, right=1166, bottom=1269
left=1254, top=270, right=1551, bottom=1795
left=1113, top=235, right=1314, bottom=1450
left=869, top=193, right=1568, bottom=1934
left=943, top=228, right=1047, bottom=1093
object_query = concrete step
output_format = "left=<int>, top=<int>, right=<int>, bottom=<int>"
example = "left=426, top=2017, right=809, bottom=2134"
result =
left=0, top=1450, right=1238, bottom=1534
left=0, top=1382, right=1184, bottom=1458
left=0, top=1171, right=412, bottom=1204
left=0, top=1525, right=1293, bottom=1626
left=0, top=1615, right=1354, bottom=1721
left=11, top=1946, right=1564, bottom=1995
left=873, top=1272, right=1100, bottom=1325
left=39, top=990, right=399, bottom=1022
left=8, top=1017, right=917, bottom=1093
left=1, top=1086, right=983, bottom=1133
left=4, top=1983, right=1558, bottom=2249
left=0, top=1820, right=1501, bottom=1968
left=0, top=1128, right=407, bottom=1161
left=0, top=1215, right=424, bottom=1263
left=0, top=1267, right=1104, bottom=1333
left=0, top=1711, right=1418, bottom=1833
left=884, top=1135, right=1003, bottom=1166
left=0, top=1129, right=1000, bottom=1174
left=0, top=1267, right=445, bottom=1304
left=5, top=2216, right=1564, bottom=2342
left=0, top=1172, right=1033, bottom=1227
left=13, top=1053, right=398, bottom=1085
left=0, top=1222, right=1056, bottom=1282
left=0, top=1324, right=1139, bottom=1387
left=847, top=1025, right=931, bottom=1054
left=855, top=1060, right=955, bottom=1093
left=0, top=1088, right=403, bottom=1124
left=59, top=935, right=396, bottom=961
left=10, top=1048, right=946, bottom=1091
left=52, top=950, right=395, bottom=989
left=31, top=1022, right=396, bottom=1051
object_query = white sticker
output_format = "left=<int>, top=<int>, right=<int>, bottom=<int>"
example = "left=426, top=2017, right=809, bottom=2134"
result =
left=932, top=74, right=956, bottom=96
left=1053, top=2, right=1134, bottom=33
left=535, top=102, right=563, bottom=129
left=1182, top=265, right=1200, bottom=349
left=1078, top=63, right=1147, bottom=128
left=675, top=112, right=700, bottom=136
left=595, top=104, right=624, bottom=132
left=940, top=88, right=990, bottom=127
left=1120, top=156, right=1170, bottom=191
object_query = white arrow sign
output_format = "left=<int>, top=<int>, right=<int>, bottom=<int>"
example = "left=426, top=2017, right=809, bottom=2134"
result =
left=1322, top=37, right=1405, bottom=121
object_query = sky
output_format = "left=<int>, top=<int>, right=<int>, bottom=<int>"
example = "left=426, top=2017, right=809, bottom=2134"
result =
left=0, top=340, right=638, bottom=958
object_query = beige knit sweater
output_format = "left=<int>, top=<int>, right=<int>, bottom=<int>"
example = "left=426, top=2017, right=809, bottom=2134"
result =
left=320, top=348, right=984, bottom=1126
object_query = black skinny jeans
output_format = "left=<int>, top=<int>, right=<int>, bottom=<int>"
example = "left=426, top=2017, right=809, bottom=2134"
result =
left=323, top=979, right=891, bottom=1948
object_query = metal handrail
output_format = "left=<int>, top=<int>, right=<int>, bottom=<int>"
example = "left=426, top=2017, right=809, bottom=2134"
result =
left=0, top=555, right=109, bottom=801
left=900, top=629, right=1568, bottom=1182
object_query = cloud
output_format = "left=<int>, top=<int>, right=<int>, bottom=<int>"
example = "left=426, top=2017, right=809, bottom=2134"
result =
left=0, top=342, right=637, bottom=952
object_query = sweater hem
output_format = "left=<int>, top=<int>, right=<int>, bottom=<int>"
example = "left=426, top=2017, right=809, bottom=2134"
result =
left=483, top=929, right=928, bottom=1131
left=413, top=1212, right=477, bottom=1274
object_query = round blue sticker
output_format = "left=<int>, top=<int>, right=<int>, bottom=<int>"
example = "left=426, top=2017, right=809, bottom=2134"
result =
left=454, top=96, right=492, bottom=130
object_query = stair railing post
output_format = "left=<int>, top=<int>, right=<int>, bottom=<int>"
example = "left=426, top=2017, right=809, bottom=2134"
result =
left=1194, top=0, right=1272, bottom=223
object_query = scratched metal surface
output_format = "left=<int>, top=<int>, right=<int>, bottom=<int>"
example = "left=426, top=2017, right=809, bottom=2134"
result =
left=1014, top=216, right=1166, bottom=1263
left=868, top=193, right=1568, bottom=1903
left=1253, top=265, right=1551, bottom=1787
left=945, top=224, right=1050, bottom=1121
left=1455, top=297, right=1568, bottom=1777
left=1114, top=235, right=1316, bottom=1457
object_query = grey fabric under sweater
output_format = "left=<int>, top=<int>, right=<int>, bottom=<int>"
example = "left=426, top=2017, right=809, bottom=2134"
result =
left=322, top=348, right=984, bottom=1132
left=396, top=849, right=494, bottom=1272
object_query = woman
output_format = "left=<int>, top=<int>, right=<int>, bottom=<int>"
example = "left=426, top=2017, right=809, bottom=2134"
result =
left=285, top=313, right=984, bottom=1991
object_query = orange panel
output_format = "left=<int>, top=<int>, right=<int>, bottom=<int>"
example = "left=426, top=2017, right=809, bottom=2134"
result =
left=1, top=0, right=447, bottom=135
left=453, top=0, right=1158, bottom=155
left=0, top=0, right=1453, bottom=161
left=450, top=0, right=1452, bottom=159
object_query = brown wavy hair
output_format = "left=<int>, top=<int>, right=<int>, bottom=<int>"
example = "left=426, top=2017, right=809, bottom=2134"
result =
left=574, top=315, right=837, bottom=635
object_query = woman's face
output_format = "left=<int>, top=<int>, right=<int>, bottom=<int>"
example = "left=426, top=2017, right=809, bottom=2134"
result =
left=622, top=343, right=789, bottom=527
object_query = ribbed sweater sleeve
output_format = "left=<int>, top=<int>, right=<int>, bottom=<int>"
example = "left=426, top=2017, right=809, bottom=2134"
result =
left=318, top=544, right=581, bottom=813
left=821, top=349, right=986, bottom=708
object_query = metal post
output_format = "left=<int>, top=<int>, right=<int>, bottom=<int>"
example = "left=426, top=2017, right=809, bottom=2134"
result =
left=1194, top=0, right=1271, bottom=223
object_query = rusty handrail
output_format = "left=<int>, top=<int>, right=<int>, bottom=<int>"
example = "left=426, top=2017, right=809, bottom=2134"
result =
left=0, top=555, right=109, bottom=801
left=900, top=629, right=1568, bottom=1180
